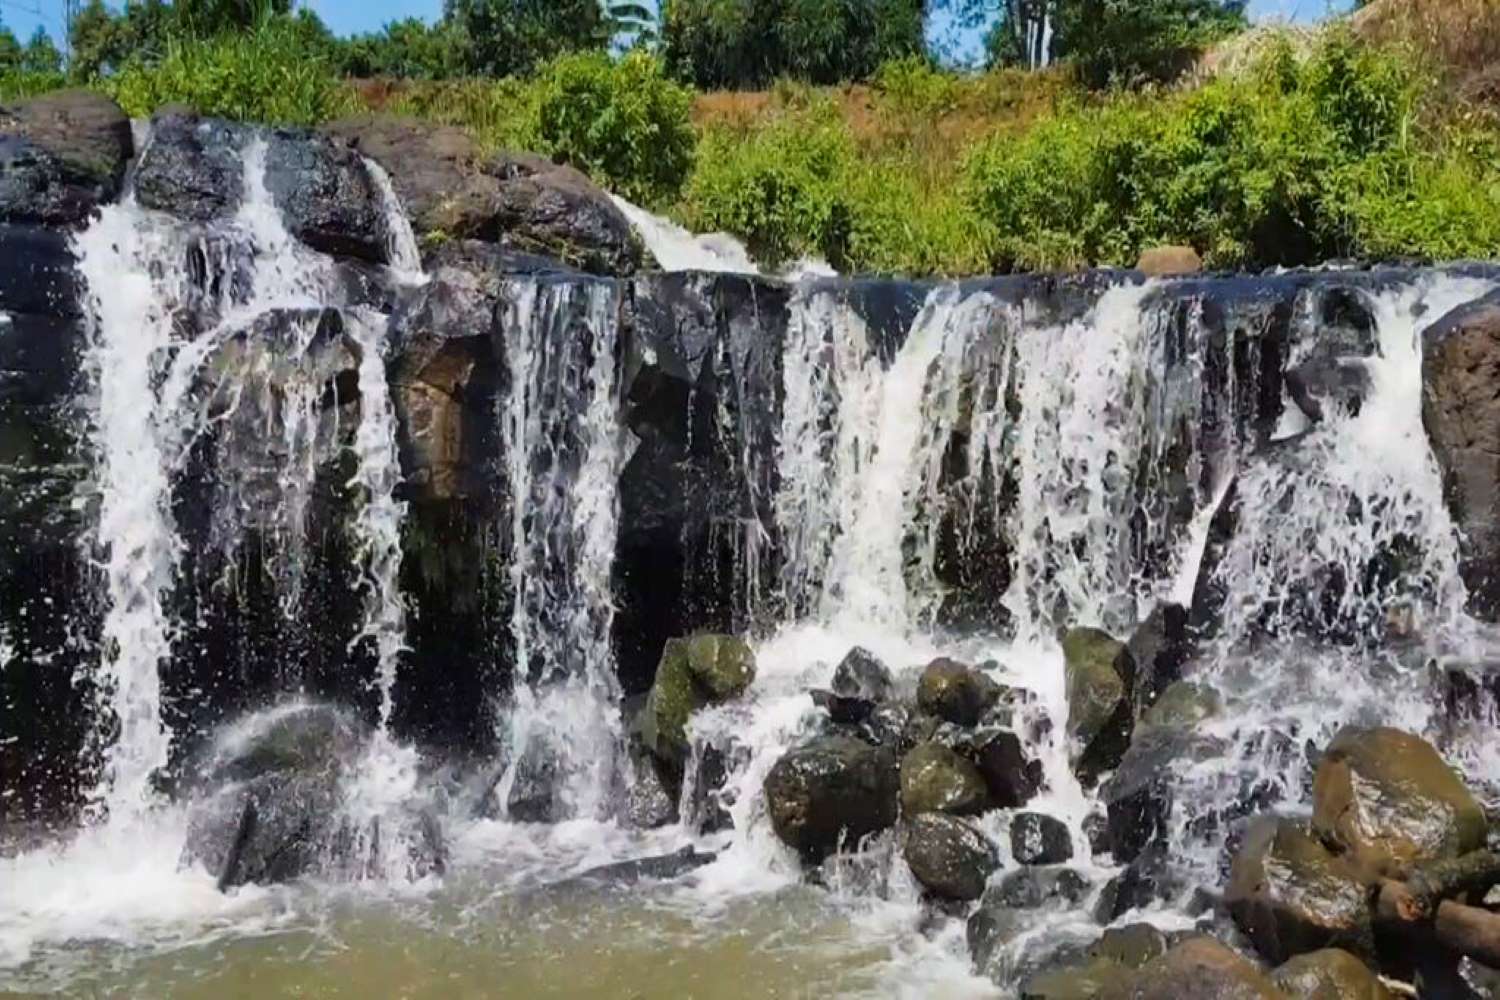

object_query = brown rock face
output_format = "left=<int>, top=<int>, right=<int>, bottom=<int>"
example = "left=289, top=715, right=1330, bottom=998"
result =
left=1270, top=949, right=1392, bottom=1000
left=1423, top=292, right=1500, bottom=619
left=1101, top=938, right=1285, bottom=1000
left=1226, top=816, right=1373, bottom=963
left=1311, top=726, right=1486, bottom=877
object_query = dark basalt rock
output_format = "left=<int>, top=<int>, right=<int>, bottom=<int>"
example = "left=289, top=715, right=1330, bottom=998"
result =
left=917, top=657, right=1003, bottom=727
left=1126, top=602, right=1191, bottom=719
left=1063, top=626, right=1135, bottom=785
left=1101, top=726, right=1225, bottom=863
left=1094, top=841, right=1197, bottom=922
left=263, top=127, right=391, bottom=264
left=135, top=107, right=248, bottom=222
left=763, top=735, right=898, bottom=862
left=968, top=867, right=1093, bottom=976
left=491, top=152, right=643, bottom=276
left=1011, top=812, right=1073, bottom=865
left=902, top=812, right=1000, bottom=901
left=900, top=741, right=991, bottom=817
left=972, top=727, right=1046, bottom=807
left=812, top=646, right=895, bottom=723
left=0, top=90, right=132, bottom=226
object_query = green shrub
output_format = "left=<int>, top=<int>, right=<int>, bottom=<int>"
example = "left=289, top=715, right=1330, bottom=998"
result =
left=106, top=18, right=356, bottom=125
left=0, top=69, right=67, bottom=101
left=872, top=55, right=959, bottom=115
left=384, top=77, right=535, bottom=151
left=527, top=50, right=695, bottom=205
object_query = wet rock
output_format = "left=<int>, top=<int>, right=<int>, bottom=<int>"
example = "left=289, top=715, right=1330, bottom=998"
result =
left=972, top=728, right=1046, bottom=807
left=855, top=702, right=911, bottom=749
left=968, top=867, right=1093, bottom=972
left=1011, top=812, right=1074, bottom=865
left=1311, top=726, right=1486, bottom=876
left=622, top=743, right=678, bottom=830
left=813, top=646, right=895, bottom=723
left=917, top=657, right=1003, bottom=727
left=1270, top=949, right=1392, bottom=1000
left=1099, top=938, right=1283, bottom=1000
left=1102, top=726, right=1224, bottom=863
left=263, top=127, right=390, bottom=264
left=685, top=736, right=748, bottom=834
left=1225, top=816, right=1373, bottom=963
left=1423, top=290, right=1500, bottom=620
left=763, top=735, right=898, bottom=861
left=1063, top=627, right=1135, bottom=783
left=902, top=812, right=1000, bottom=901
left=900, top=741, right=991, bottom=817
left=504, top=741, right=562, bottom=823
left=639, top=634, right=756, bottom=770
left=570, top=845, right=717, bottom=887
left=1021, top=956, right=1124, bottom=999
left=1288, top=355, right=1372, bottom=424
left=1094, top=924, right=1171, bottom=969
left=1126, top=602, right=1191, bottom=718
left=0, top=90, right=131, bottom=225
left=1137, top=246, right=1202, bottom=276
left=135, top=107, right=248, bottom=221
left=491, top=152, right=643, bottom=276
left=1094, top=842, right=1195, bottom=922
left=1139, top=681, right=1221, bottom=732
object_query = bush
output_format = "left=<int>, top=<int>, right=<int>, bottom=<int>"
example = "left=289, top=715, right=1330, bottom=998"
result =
left=527, top=50, right=695, bottom=205
left=107, top=18, right=356, bottom=125
left=1057, top=0, right=1249, bottom=88
left=442, top=0, right=608, bottom=79
left=339, top=18, right=470, bottom=79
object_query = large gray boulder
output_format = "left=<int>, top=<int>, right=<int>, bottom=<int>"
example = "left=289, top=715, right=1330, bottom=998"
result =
left=902, top=812, right=1000, bottom=901
left=763, top=735, right=898, bottom=861
left=0, top=90, right=132, bottom=226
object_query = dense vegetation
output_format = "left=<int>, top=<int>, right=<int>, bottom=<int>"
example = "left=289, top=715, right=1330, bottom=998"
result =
left=2, top=0, right=1499, bottom=275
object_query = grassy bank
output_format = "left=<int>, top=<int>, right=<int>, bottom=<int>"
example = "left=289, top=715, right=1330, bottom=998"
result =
left=4, top=12, right=1500, bottom=276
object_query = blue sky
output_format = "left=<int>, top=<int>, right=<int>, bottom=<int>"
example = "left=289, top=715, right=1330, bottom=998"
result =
left=3, top=0, right=1353, bottom=49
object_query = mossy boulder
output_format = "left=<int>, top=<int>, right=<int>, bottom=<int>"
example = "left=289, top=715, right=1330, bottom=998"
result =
left=900, top=741, right=991, bottom=817
left=902, top=812, right=1000, bottom=901
left=1100, top=938, right=1284, bottom=1000
left=1311, top=726, right=1486, bottom=876
left=1270, top=949, right=1392, bottom=1000
left=640, top=634, right=756, bottom=769
left=1021, top=957, right=1124, bottom=999
left=763, top=735, right=898, bottom=861
left=1063, top=626, right=1134, bottom=781
left=1140, top=681, right=1221, bottom=731
left=917, top=657, right=1002, bottom=727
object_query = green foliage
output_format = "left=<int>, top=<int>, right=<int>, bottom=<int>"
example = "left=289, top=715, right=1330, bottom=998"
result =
left=442, top=0, right=608, bottom=79
left=383, top=76, right=534, bottom=149
left=175, top=0, right=292, bottom=35
left=340, top=18, right=470, bottom=79
left=661, top=0, right=925, bottom=88
left=1056, top=0, right=1248, bottom=87
left=106, top=16, right=355, bottom=125
left=872, top=54, right=959, bottom=114
left=527, top=49, right=696, bottom=204
left=68, top=0, right=175, bottom=81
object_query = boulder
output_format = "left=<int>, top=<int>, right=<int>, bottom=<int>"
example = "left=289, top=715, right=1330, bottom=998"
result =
left=1139, top=681, right=1221, bottom=732
left=1021, top=957, right=1124, bottom=999
left=263, top=127, right=391, bottom=263
left=0, top=90, right=131, bottom=225
left=1126, top=602, right=1191, bottom=718
left=639, top=634, right=756, bottom=770
left=622, top=743, right=679, bottom=830
left=1011, top=812, right=1074, bottom=865
left=1270, top=949, right=1392, bottom=1000
left=917, top=657, right=1003, bottom=727
left=685, top=735, right=749, bottom=834
left=491, top=152, right=643, bottom=276
left=763, top=735, right=898, bottom=861
left=1102, top=726, right=1224, bottom=863
left=1063, top=627, right=1134, bottom=782
left=902, top=812, right=1001, bottom=901
left=1137, top=246, right=1202, bottom=276
left=1225, top=816, right=1373, bottom=964
left=972, top=727, right=1046, bottom=807
left=1423, top=291, right=1500, bottom=620
left=1093, top=924, right=1171, bottom=970
left=135, top=107, right=247, bottom=221
left=900, top=741, right=991, bottom=817
left=1311, top=726, right=1486, bottom=876
left=813, top=646, right=895, bottom=723
left=1094, top=842, right=1195, bottom=922
left=968, top=867, right=1093, bottom=973
left=1100, top=938, right=1283, bottom=1000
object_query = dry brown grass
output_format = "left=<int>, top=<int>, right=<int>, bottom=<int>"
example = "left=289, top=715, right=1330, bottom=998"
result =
left=1353, top=0, right=1500, bottom=86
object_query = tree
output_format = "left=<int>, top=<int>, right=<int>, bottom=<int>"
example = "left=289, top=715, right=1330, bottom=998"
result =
left=1055, top=0, right=1247, bottom=86
left=68, top=0, right=177, bottom=79
left=341, top=17, right=471, bottom=78
left=0, top=25, right=21, bottom=73
left=983, top=0, right=1055, bottom=69
left=442, top=0, right=609, bottom=78
left=21, top=26, right=62, bottom=73
left=174, top=0, right=292, bottom=34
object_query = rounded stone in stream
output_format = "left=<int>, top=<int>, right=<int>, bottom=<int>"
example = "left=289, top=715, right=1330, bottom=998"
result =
left=1225, top=816, right=1373, bottom=963
left=0, top=90, right=132, bottom=226
left=812, top=646, right=895, bottom=724
left=640, top=634, right=756, bottom=770
left=1270, top=949, right=1392, bottom=1000
left=763, top=735, right=898, bottom=861
left=1099, top=938, right=1282, bottom=1000
left=972, top=728, right=1045, bottom=807
left=1311, top=726, right=1486, bottom=876
left=1102, top=726, right=1225, bottom=863
left=917, top=657, right=1002, bottom=727
left=1063, top=626, right=1135, bottom=784
left=1011, top=812, right=1073, bottom=865
left=901, top=812, right=1000, bottom=902
left=968, top=867, right=1093, bottom=973
left=900, top=741, right=991, bottom=817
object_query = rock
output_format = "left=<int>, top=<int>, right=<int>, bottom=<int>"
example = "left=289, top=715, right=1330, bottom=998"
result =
left=1270, top=949, right=1392, bottom=1000
left=135, top=107, right=248, bottom=221
left=491, top=152, right=643, bottom=276
left=685, top=736, right=748, bottom=834
left=622, top=744, right=678, bottom=830
left=1021, top=956, right=1125, bottom=999
left=902, top=812, right=1001, bottom=901
left=1094, top=924, right=1171, bottom=969
left=763, top=735, right=898, bottom=861
left=1094, top=842, right=1195, bottom=922
left=1012, top=812, right=1074, bottom=865
left=813, top=646, right=895, bottom=723
left=569, top=845, right=717, bottom=887
left=1100, top=938, right=1283, bottom=1000
left=1424, top=291, right=1500, bottom=620
left=503, top=740, right=562, bottom=823
left=972, top=728, right=1046, bottom=807
left=1140, top=681, right=1221, bottom=731
left=1102, top=726, right=1224, bottom=863
left=0, top=90, right=131, bottom=225
left=639, top=634, right=756, bottom=770
left=1126, top=603, right=1191, bottom=718
left=968, top=867, right=1093, bottom=972
left=1288, top=355, right=1372, bottom=424
left=1063, top=627, right=1135, bottom=782
left=263, top=127, right=390, bottom=263
left=917, top=657, right=1003, bottom=727
left=1311, top=726, right=1486, bottom=876
left=1225, top=816, right=1373, bottom=964
left=1137, top=246, right=1202, bottom=276
left=323, top=115, right=502, bottom=243
left=900, top=741, right=991, bottom=817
